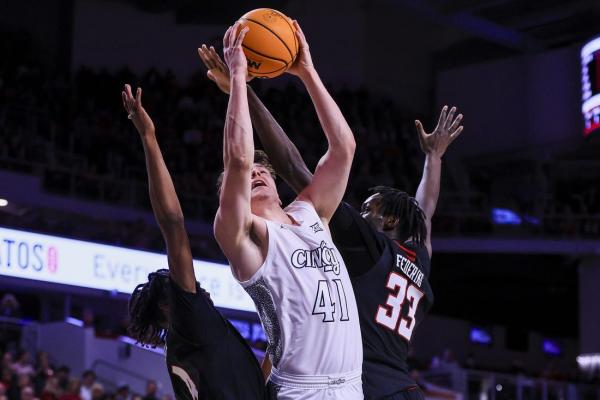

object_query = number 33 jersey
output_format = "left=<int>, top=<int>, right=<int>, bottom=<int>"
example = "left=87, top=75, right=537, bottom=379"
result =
left=238, top=200, right=363, bottom=377
left=329, top=203, right=435, bottom=399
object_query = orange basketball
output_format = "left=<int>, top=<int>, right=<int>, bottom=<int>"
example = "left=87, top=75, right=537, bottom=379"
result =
left=238, top=9, right=298, bottom=79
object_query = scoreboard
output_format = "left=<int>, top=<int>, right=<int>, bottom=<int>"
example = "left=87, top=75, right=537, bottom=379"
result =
left=582, top=37, right=600, bottom=137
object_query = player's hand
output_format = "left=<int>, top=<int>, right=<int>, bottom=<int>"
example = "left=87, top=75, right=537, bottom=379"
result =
left=415, top=106, right=463, bottom=158
left=121, top=84, right=155, bottom=137
left=223, top=23, right=249, bottom=79
left=198, top=44, right=253, bottom=94
left=286, top=20, right=314, bottom=78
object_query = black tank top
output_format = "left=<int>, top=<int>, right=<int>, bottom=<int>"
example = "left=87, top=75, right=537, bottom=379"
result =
left=166, top=281, right=270, bottom=399
left=330, top=203, right=434, bottom=399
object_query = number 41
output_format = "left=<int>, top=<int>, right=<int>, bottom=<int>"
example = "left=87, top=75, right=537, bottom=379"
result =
left=312, top=279, right=350, bottom=322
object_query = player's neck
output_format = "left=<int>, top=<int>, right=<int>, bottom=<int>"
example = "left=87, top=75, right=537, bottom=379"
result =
left=252, top=201, right=292, bottom=224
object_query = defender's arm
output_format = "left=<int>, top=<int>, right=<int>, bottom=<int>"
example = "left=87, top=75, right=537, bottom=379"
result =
left=415, top=106, right=463, bottom=256
left=122, top=84, right=195, bottom=292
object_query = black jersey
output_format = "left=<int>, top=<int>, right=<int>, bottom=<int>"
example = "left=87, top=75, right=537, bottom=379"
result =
left=330, top=203, right=434, bottom=399
left=166, top=280, right=270, bottom=400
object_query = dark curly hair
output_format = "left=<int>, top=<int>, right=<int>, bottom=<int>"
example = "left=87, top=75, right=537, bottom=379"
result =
left=128, top=269, right=170, bottom=347
left=368, top=186, right=427, bottom=245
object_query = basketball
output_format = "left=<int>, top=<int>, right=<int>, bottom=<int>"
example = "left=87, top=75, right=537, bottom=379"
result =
left=238, top=8, right=298, bottom=78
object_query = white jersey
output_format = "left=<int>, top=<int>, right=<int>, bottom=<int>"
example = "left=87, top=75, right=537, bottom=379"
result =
left=239, top=200, right=363, bottom=378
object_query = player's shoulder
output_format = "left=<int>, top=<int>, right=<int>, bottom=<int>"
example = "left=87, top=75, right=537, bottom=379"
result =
left=397, top=240, right=431, bottom=273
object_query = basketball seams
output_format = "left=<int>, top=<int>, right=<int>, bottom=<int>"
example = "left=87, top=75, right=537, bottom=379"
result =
left=277, top=12, right=298, bottom=56
left=242, top=44, right=288, bottom=75
left=241, top=17, right=294, bottom=60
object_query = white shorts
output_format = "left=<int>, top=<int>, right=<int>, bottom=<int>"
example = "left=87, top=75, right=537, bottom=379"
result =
left=270, top=367, right=363, bottom=400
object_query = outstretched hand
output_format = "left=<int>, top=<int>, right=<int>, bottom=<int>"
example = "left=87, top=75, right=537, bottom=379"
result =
left=415, top=106, right=463, bottom=158
left=286, top=20, right=314, bottom=78
left=121, top=84, right=155, bottom=137
left=198, top=44, right=253, bottom=94
left=223, top=22, right=250, bottom=78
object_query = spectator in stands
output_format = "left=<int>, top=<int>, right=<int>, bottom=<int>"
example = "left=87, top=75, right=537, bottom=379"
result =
left=34, top=352, right=54, bottom=394
left=20, top=386, right=36, bottom=400
left=40, top=376, right=61, bottom=400
left=59, top=379, right=81, bottom=400
left=141, top=381, right=157, bottom=400
left=0, top=294, right=21, bottom=319
left=1, top=355, right=12, bottom=372
left=0, top=383, right=6, bottom=399
left=9, top=373, right=33, bottom=399
left=0, top=368, right=13, bottom=393
left=55, top=367, right=70, bottom=392
left=11, top=351, right=34, bottom=376
left=114, top=384, right=130, bottom=400
left=79, top=371, right=95, bottom=400
left=90, top=383, right=104, bottom=400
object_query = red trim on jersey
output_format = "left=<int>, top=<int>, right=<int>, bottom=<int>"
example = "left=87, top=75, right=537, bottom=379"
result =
left=394, top=241, right=416, bottom=262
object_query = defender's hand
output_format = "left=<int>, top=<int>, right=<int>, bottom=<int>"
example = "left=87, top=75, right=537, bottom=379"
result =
left=198, top=45, right=253, bottom=94
left=286, top=21, right=314, bottom=78
left=121, top=84, right=155, bottom=137
left=223, top=23, right=250, bottom=78
left=416, top=106, right=464, bottom=158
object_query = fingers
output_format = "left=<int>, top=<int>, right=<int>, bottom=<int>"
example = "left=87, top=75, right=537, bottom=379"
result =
left=234, top=26, right=249, bottom=48
left=136, top=87, right=142, bottom=105
left=209, top=46, right=227, bottom=70
left=207, top=70, right=216, bottom=82
left=445, top=106, right=456, bottom=130
left=450, top=126, right=464, bottom=141
left=436, top=105, right=448, bottom=130
left=415, top=120, right=427, bottom=140
left=448, top=113, right=463, bottom=132
left=125, top=83, right=134, bottom=100
left=292, top=20, right=308, bottom=48
left=223, top=25, right=233, bottom=50
left=198, top=45, right=214, bottom=69
left=121, top=91, right=129, bottom=111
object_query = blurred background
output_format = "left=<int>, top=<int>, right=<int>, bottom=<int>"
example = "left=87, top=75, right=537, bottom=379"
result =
left=1, top=0, right=600, bottom=399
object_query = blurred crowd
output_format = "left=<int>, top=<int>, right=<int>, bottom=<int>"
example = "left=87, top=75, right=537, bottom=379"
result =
left=1, top=28, right=600, bottom=258
left=0, top=349, right=168, bottom=400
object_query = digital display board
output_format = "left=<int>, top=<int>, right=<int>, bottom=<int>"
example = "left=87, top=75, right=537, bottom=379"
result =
left=582, top=37, right=600, bottom=137
left=0, top=226, right=256, bottom=312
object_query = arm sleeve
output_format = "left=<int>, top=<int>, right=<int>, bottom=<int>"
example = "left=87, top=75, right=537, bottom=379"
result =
left=329, top=202, right=387, bottom=277
left=169, top=280, right=227, bottom=346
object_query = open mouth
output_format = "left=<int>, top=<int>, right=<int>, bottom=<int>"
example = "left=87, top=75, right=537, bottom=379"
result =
left=251, top=180, right=267, bottom=189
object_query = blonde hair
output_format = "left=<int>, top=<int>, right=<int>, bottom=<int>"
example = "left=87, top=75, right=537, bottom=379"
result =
left=216, top=150, right=276, bottom=195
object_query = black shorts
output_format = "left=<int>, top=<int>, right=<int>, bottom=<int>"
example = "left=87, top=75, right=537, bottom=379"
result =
left=381, top=385, right=425, bottom=400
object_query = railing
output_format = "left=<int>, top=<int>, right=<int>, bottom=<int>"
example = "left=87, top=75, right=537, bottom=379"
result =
left=425, top=369, right=600, bottom=400
left=91, top=359, right=155, bottom=393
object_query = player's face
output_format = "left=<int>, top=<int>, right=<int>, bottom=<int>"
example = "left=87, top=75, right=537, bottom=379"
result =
left=361, top=194, right=385, bottom=232
left=250, top=164, right=278, bottom=201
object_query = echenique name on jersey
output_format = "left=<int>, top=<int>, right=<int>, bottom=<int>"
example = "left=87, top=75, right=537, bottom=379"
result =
left=396, top=254, right=424, bottom=288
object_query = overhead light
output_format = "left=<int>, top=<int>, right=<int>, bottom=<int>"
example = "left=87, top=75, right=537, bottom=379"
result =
left=0, top=199, right=8, bottom=207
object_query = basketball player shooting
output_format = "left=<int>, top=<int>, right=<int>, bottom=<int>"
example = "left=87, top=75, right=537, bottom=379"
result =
left=214, top=22, right=363, bottom=399
left=199, top=47, right=463, bottom=399
left=122, top=84, right=272, bottom=400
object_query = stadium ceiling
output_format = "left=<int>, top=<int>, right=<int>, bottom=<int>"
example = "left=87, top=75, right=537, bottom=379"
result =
left=397, top=0, right=600, bottom=51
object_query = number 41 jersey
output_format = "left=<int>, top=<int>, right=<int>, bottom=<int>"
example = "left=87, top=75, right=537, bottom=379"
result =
left=330, top=203, right=435, bottom=399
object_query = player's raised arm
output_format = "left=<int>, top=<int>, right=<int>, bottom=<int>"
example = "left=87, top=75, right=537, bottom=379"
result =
left=213, top=24, right=264, bottom=281
left=122, top=84, right=195, bottom=293
left=198, top=45, right=313, bottom=194
left=287, top=21, right=356, bottom=222
left=414, top=106, right=464, bottom=256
